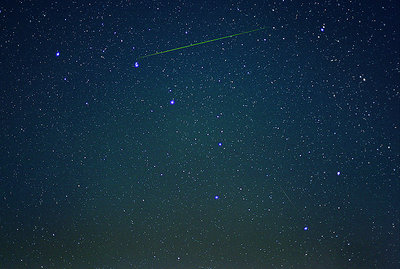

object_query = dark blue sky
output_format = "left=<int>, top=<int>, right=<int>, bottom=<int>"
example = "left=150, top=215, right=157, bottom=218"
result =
left=0, top=1, right=399, bottom=268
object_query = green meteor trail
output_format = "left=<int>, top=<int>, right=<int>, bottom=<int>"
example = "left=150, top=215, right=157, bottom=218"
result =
left=138, top=27, right=265, bottom=59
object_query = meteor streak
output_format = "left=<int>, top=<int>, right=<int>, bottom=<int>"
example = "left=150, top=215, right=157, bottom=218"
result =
left=138, top=27, right=265, bottom=59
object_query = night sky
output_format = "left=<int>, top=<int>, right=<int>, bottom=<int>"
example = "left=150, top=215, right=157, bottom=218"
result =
left=0, top=1, right=399, bottom=268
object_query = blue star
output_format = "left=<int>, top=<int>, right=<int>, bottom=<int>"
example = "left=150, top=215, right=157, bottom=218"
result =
left=214, top=195, right=219, bottom=200
left=56, top=51, right=60, bottom=57
left=304, top=226, right=308, bottom=231
left=134, top=62, right=139, bottom=68
left=170, top=100, right=175, bottom=105
left=218, top=142, right=222, bottom=146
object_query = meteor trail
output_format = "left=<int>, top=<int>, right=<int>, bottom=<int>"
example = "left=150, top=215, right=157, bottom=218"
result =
left=138, top=27, right=265, bottom=59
